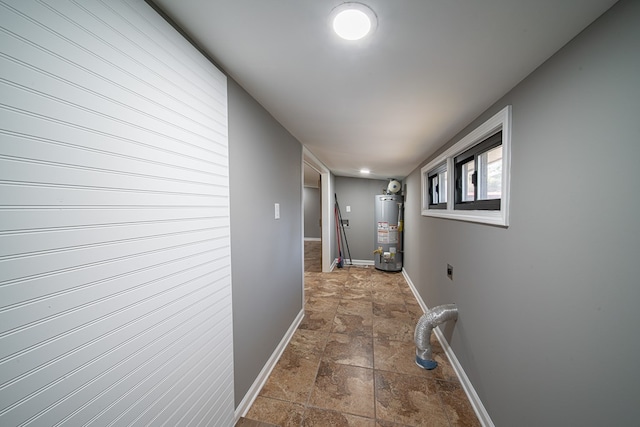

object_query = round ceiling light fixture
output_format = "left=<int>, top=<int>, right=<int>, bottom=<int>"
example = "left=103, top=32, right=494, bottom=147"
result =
left=331, top=2, right=377, bottom=41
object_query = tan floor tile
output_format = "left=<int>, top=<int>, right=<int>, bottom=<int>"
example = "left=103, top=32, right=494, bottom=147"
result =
left=346, top=268, right=371, bottom=285
left=277, top=242, right=479, bottom=427
left=324, top=333, right=373, bottom=368
left=375, top=420, right=413, bottom=427
left=369, top=275, right=400, bottom=286
left=338, top=300, right=373, bottom=317
left=404, top=300, right=424, bottom=321
left=373, top=313, right=415, bottom=342
left=392, top=274, right=410, bottom=286
left=369, top=280, right=401, bottom=292
left=299, top=310, right=335, bottom=332
left=307, top=282, right=344, bottom=299
left=245, top=396, right=305, bottom=427
left=371, top=289, right=406, bottom=304
left=259, top=351, right=319, bottom=403
left=437, top=380, right=482, bottom=426
left=309, top=361, right=375, bottom=418
left=341, top=287, right=373, bottom=301
left=326, top=270, right=350, bottom=281
left=374, top=338, right=422, bottom=376
left=344, top=279, right=372, bottom=291
left=374, top=337, right=453, bottom=381
left=431, top=353, right=459, bottom=382
left=399, top=285, right=416, bottom=300
left=372, top=302, right=407, bottom=318
left=333, top=313, right=373, bottom=336
left=375, top=371, right=449, bottom=426
left=287, top=328, right=328, bottom=359
left=302, top=407, right=375, bottom=426
left=306, top=295, right=341, bottom=312
left=347, top=268, right=373, bottom=281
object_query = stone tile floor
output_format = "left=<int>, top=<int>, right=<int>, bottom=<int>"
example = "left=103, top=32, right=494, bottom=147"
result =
left=243, top=242, right=480, bottom=426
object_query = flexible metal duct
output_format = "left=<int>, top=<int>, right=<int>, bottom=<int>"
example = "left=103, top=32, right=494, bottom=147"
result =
left=414, top=304, right=458, bottom=370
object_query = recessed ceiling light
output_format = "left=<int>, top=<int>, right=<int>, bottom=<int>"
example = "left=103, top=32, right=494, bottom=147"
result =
left=331, top=3, right=377, bottom=41
left=360, top=168, right=371, bottom=174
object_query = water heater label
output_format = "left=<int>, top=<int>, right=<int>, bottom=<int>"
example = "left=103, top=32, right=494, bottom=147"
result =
left=388, top=225, right=398, bottom=244
left=377, top=221, right=388, bottom=243
left=378, top=222, right=398, bottom=244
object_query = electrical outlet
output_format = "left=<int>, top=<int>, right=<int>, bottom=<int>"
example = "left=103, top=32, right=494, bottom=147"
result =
left=447, top=264, right=453, bottom=280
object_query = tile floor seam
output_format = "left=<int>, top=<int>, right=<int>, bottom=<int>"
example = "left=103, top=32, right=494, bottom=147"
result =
left=300, top=328, right=330, bottom=424
left=305, top=403, right=375, bottom=423
left=300, top=306, right=334, bottom=424
left=434, top=380, right=454, bottom=427
left=368, top=277, right=379, bottom=424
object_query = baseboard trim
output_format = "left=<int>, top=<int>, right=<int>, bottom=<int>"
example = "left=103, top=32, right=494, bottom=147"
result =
left=332, top=258, right=374, bottom=267
left=234, top=309, right=305, bottom=422
left=347, top=259, right=374, bottom=266
left=401, top=269, right=495, bottom=427
left=304, top=237, right=321, bottom=241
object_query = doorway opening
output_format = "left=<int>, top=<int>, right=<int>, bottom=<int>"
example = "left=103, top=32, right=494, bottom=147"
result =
left=303, top=148, right=332, bottom=272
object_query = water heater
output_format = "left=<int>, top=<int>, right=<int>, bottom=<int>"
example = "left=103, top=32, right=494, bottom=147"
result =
left=374, top=194, right=403, bottom=271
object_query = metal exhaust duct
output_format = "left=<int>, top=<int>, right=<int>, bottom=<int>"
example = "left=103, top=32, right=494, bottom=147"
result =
left=414, top=304, right=458, bottom=370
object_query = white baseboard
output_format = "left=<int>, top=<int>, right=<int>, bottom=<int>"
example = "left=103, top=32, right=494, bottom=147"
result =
left=304, top=237, right=321, bottom=241
left=401, top=269, right=495, bottom=427
left=332, top=258, right=374, bottom=267
left=234, top=309, right=305, bottom=422
left=348, top=259, right=375, bottom=266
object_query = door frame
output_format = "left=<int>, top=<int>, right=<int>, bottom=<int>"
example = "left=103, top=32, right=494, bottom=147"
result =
left=303, top=148, right=332, bottom=272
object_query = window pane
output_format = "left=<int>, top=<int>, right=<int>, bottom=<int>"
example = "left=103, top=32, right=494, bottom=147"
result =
left=461, top=159, right=475, bottom=202
left=438, top=170, right=447, bottom=203
left=479, top=146, right=502, bottom=200
left=430, top=176, right=438, bottom=204
left=428, top=164, right=447, bottom=207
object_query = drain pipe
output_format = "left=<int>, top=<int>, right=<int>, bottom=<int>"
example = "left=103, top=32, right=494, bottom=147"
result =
left=414, top=304, right=458, bottom=370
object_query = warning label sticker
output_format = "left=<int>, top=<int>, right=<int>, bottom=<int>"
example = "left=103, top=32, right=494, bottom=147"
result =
left=377, top=222, right=388, bottom=244
left=378, top=222, right=398, bottom=244
left=388, top=225, right=398, bottom=244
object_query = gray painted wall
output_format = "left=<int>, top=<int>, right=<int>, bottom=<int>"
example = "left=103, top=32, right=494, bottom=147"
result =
left=304, top=187, right=321, bottom=239
left=335, top=177, right=391, bottom=262
left=403, top=1, right=640, bottom=425
left=228, top=79, right=304, bottom=407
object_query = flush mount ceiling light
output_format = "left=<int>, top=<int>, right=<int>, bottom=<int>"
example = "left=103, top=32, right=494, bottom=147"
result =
left=331, top=2, right=377, bottom=41
left=360, top=168, right=371, bottom=174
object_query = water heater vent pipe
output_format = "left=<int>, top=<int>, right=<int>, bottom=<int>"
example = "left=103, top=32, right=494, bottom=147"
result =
left=414, top=304, right=458, bottom=370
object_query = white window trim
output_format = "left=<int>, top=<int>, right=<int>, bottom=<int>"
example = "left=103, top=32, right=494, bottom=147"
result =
left=421, top=105, right=511, bottom=227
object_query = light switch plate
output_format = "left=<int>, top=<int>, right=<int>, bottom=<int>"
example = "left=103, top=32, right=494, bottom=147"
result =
left=346, top=206, right=351, bottom=212
left=274, top=203, right=280, bottom=219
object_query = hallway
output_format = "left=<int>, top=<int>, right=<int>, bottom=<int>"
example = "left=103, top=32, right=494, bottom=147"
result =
left=242, top=241, right=480, bottom=426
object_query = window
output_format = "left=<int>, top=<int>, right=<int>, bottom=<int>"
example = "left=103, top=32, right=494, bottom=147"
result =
left=421, top=106, right=511, bottom=227
left=454, top=131, right=502, bottom=210
left=427, top=163, right=447, bottom=209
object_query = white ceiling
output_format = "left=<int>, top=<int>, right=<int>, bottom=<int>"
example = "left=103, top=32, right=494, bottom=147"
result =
left=152, top=0, right=617, bottom=180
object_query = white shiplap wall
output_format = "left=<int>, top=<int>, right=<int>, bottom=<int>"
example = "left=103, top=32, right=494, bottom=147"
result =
left=0, top=0, right=234, bottom=425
